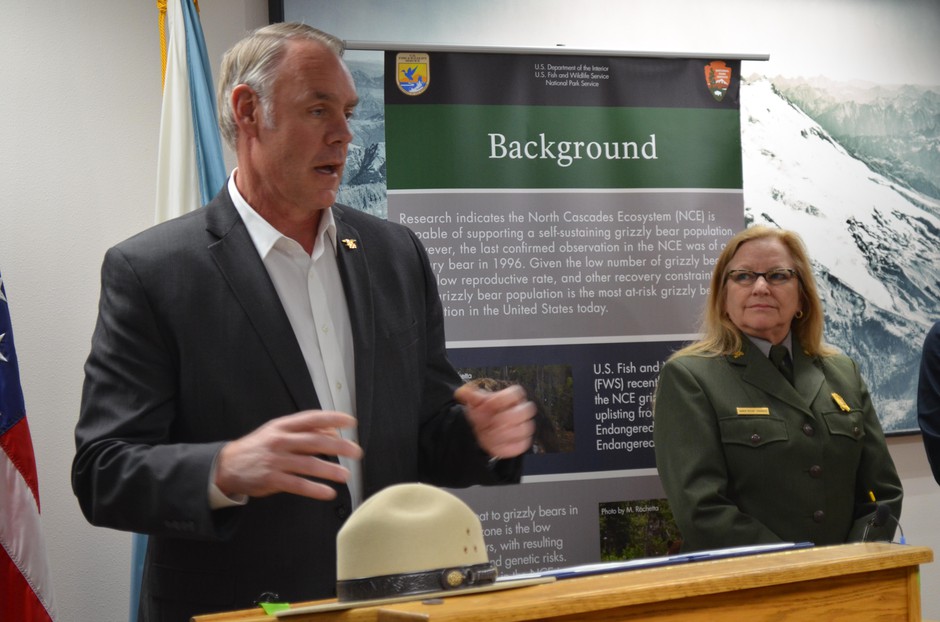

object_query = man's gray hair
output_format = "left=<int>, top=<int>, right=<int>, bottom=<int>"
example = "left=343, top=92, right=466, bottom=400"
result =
left=216, top=22, right=345, bottom=150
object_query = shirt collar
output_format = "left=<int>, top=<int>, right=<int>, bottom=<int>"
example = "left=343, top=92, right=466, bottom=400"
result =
left=745, top=332, right=793, bottom=358
left=227, top=172, right=337, bottom=259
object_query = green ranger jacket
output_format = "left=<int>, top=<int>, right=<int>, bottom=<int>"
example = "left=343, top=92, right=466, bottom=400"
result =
left=653, top=339, right=903, bottom=552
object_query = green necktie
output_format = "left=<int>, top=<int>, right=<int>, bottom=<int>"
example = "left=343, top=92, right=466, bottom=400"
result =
left=769, top=344, right=794, bottom=386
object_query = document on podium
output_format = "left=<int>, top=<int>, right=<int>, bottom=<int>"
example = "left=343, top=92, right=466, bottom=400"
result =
left=499, top=541, right=814, bottom=581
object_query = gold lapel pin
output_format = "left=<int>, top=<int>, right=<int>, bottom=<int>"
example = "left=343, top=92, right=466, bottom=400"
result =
left=341, top=238, right=358, bottom=250
left=732, top=351, right=744, bottom=358
left=831, top=392, right=851, bottom=412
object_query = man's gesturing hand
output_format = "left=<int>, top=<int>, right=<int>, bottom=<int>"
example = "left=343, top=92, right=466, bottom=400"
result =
left=215, top=410, right=362, bottom=500
left=456, top=383, right=535, bottom=459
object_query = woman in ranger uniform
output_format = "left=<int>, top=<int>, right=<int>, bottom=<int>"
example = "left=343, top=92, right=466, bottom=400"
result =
left=653, top=226, right=902, bottom=551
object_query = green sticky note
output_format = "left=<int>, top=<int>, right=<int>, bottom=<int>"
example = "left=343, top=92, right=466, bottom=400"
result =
left=260, top=602, right=291, bottom=615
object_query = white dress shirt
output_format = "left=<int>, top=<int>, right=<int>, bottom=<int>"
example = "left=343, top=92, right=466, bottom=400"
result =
left=210, top=174, right=362, bottom=509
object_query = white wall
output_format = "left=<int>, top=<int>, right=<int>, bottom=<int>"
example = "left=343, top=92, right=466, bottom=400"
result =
left=0, top=2, right=936, bottom=621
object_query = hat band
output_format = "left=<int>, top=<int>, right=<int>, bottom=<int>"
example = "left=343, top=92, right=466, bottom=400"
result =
left=336, top=562, right=498, bottom=602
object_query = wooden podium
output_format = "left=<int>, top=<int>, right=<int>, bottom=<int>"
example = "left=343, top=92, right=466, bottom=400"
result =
left=194, top=542, right=933, bottom=622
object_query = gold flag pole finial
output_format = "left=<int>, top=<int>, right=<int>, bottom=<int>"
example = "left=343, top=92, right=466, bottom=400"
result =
left=157, top=0, right=168, bottom=90
left=157, top=0, right=202, bottom=90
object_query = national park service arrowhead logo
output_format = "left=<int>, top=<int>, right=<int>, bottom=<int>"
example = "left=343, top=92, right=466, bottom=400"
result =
left=397, top=52, right=430, bottom=96
left=704, top=60, right=733, bottom=102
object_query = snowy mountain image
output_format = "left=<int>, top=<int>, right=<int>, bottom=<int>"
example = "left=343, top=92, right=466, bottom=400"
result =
left=339, top=60, right=388, bottom=219
left=773, top=77, right=940, bottom=202
left=742, top=76, right=940, bottom=432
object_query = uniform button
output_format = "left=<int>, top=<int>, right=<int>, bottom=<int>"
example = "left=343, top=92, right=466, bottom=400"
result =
left=750, top=433, right=761, bottom=445
left=809, top=465, right=823, bottom=478
left=802, top=423, right=814, bottom=436
left=853, top=426, right=862, bottom=437
left=336, top=505, right=350, bottom=519
left=813, top=510, right=825, bottom=523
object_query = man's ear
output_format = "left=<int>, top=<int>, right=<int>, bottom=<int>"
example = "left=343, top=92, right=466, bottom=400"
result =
left=231, top=84, right=261, bottom=139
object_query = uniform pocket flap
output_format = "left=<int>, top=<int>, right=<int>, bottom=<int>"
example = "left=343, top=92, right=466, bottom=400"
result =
left=719, top=416, right=788, bottom=448
left=822, top=410, right=865, bottom=441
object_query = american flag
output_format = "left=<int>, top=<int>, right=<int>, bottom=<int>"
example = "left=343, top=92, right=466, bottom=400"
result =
left=0, top=272, right=56, bottom=621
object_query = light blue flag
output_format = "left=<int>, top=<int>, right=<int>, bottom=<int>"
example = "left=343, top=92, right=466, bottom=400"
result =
left=155, top=0, right=226, bottom=221
left=134, top=2, right=227, bottom=620
left=129, top=535, right=147, bottom=622
left=180, top=0, right=226, bottom=206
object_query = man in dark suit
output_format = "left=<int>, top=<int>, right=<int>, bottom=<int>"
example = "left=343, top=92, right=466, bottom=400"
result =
left=72, top=23, right=535, bottom=621
left=919, top=321, right=940, bottom=485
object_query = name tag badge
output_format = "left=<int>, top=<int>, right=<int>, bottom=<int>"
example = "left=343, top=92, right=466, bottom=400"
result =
left=737, top=407, right=770, bottom=416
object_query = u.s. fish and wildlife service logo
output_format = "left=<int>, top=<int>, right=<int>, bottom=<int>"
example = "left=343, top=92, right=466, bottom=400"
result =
left=704, top=60, right=733, bottom=102
left=397, top=52, right=430, bottom=96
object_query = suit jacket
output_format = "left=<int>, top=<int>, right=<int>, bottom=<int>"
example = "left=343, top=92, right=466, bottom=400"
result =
left=918, top=321, right=940, bottom=485
left=653, top=339, right=902, bottom=552
left=72, top=189, right=519, bottom=621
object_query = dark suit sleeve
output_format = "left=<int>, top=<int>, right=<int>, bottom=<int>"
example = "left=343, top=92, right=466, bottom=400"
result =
left=72, top=246, right=228, bottom=539
left=653, top=357, right=781, bottom=550
left=404, top=228, right=523, bottom=487
left=918, top=321, right=940, bottom=486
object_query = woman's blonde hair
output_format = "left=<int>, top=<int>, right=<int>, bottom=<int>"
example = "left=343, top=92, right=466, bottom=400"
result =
left=672, top=225, right=837, bottom=359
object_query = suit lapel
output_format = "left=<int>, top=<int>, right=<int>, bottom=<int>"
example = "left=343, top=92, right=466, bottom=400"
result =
left=333, top=207, right=375, bottom=449
left=793, top=344, right=826, bottom=407
left=203, top=190, right=320, bottom=411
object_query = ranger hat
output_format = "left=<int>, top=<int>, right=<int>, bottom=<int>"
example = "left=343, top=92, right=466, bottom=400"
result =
left=277, top=483, right=551, bottom=616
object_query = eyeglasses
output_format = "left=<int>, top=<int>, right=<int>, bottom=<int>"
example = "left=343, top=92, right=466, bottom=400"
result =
left=726, top=268, right=798, bottom=286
